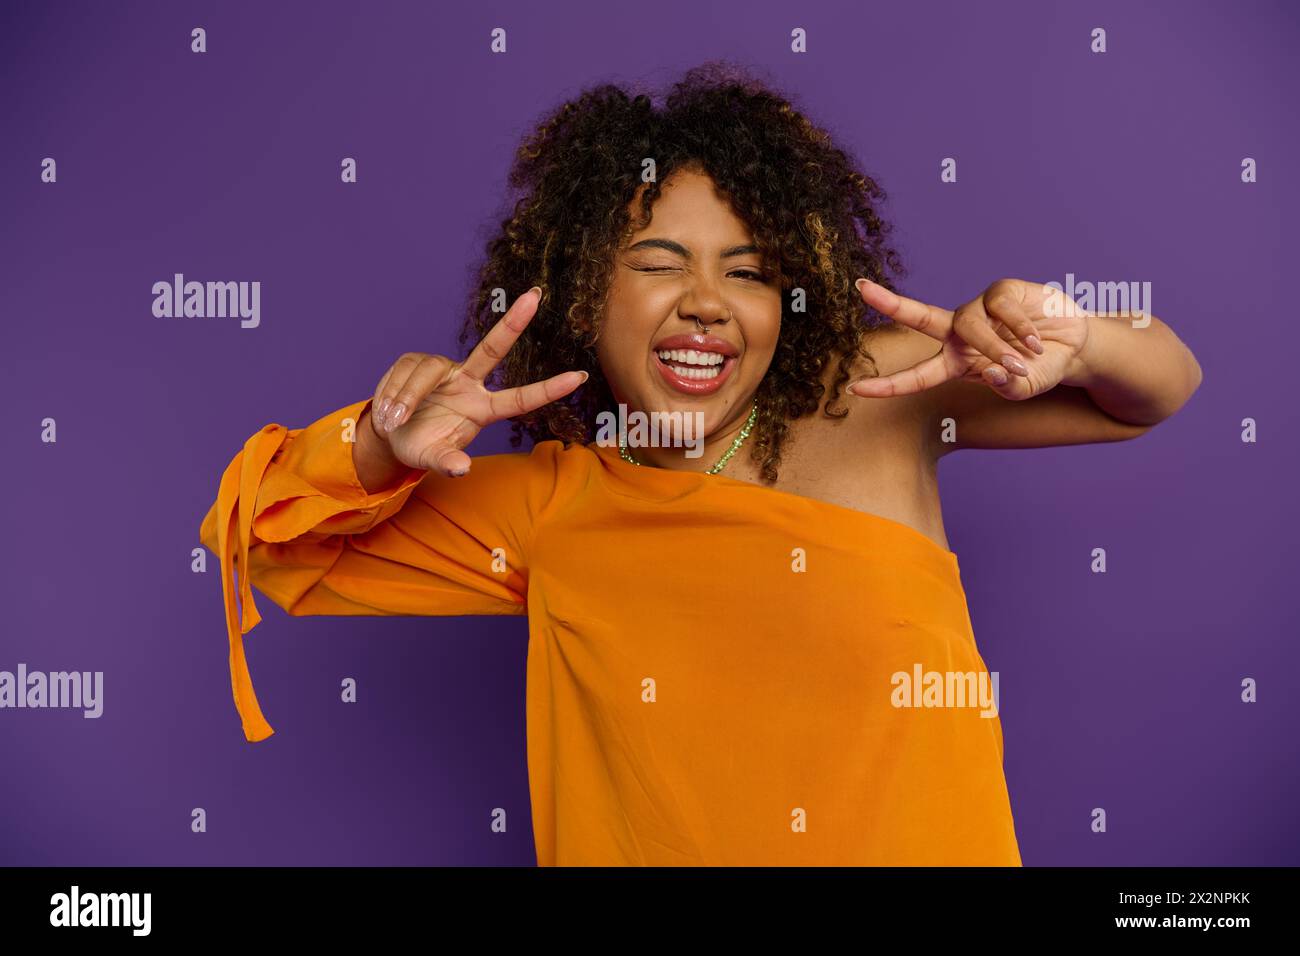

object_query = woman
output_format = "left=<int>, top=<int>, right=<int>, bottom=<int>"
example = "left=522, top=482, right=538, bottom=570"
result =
left=199, top=64, right=1201, bottom=866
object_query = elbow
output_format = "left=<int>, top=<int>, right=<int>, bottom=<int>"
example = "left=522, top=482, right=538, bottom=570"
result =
left=1136, top=348, right=1204, bottom=429
left=1186, top=351, right=1204, bottom=399
left=1162, top=349, right=1204, bottom=420
left=1100, top=415, right=1156, bottom=444
left=1165, top=335, right=1204, bottom=417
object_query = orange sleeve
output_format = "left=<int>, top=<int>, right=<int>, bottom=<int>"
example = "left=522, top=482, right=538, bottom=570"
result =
left=198, top=397, right=557, bottom=743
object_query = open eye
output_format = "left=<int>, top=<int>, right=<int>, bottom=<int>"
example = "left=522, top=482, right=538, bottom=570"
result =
left=730, top=269, right=766, bottom=282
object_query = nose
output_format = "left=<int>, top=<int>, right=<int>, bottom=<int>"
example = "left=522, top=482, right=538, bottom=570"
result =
left=678, top=277, right=733, bottom=330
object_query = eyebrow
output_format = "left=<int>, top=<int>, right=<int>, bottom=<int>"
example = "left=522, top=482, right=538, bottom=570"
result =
left=627, top=238, right=760, bottom=259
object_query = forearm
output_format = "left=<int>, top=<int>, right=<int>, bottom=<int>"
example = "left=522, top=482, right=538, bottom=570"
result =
left=1061, top=313, right=1202, bottom=425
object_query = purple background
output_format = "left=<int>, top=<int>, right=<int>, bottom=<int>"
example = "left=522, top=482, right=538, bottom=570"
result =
left=1, top=0, right=1295, bottom=866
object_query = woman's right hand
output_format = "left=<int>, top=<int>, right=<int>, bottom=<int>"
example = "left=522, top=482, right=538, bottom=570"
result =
left=362, top=287, right=587, bottom=480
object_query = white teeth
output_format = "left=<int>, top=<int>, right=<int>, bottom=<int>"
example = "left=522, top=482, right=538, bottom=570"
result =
left=666, top=363, right=720, bottom=380
left=655, top=348, right=725, bottom=367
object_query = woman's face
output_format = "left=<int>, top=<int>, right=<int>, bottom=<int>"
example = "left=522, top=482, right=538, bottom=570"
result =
left=595, top=169, right=783, bottom=440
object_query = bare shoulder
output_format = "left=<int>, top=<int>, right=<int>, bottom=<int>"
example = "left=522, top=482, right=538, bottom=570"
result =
left=829, top=323, right=941, bottom=432
left=860, top=322, right=942, bottom=376
left=802, top=323, right=941, bottom=402
left=748, top=323, right=949, bottom=544
left=782, top=323, right=940, bottom=462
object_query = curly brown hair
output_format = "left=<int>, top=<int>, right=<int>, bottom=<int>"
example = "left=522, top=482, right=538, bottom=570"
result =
left=458, top=60, right=906, bottom=482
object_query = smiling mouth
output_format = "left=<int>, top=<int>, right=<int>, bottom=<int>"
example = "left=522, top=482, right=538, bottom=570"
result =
left=650, top=347, right=737, bottom=395
left=649, top=332, right=740, bottom=395
left=655, top=348, right=725, bottom=380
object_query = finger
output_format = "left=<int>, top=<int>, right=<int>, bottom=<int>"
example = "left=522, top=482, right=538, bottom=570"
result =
left=426, top=444, right=473, bottom=478
left=371, top=365, right=399, bottom=428
left=373, top=353, right=426, bottom=429
left=977, top=360, right=1036, bottom=400
left=461, top=287, right=542, bottom=382
left=418, top=417, right=480, bottom=478
left=485, top=370, right=589, bottom=424
left=855, top=277, right=954, bottom=341
left=382, top=354, right=456, bottom=432
left=953, top=306, right=1032, bottom=378
left=983, top=282, right=1044, bottom=354
left=847, top=350, right=960, bottom=397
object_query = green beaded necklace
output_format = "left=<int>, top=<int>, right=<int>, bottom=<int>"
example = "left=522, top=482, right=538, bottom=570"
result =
left=617, top=400, right=759, bottom=476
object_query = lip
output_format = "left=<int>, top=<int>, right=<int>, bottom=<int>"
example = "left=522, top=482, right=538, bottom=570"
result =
left=651, top=333, right=740, bottom=356
left=651, top=333, right=739, bottom=396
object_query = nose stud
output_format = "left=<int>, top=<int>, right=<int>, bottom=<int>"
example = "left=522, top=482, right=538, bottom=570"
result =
left=693, top=309, right=733, bottom=335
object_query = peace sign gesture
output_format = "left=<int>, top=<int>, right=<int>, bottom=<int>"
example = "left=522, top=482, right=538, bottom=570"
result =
left=847, top=278, right=1090, bottom=400
left=367, top=287, right=587, bottom=477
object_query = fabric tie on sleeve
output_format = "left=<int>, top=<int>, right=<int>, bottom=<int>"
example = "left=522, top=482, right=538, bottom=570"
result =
left=214, top=423, right=289, bottom=743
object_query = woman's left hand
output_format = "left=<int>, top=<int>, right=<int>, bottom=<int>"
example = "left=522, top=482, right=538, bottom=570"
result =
left=847, top=277, right=1090, bottom=399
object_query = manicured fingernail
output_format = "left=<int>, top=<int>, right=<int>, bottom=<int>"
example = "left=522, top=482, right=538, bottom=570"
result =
left=450, top=467, right=468, bottom=477
left=385, top=402, right=406, bottom=431
left=1026, top=334, right=1043, bottom=355
left=577, top=370, right=589, bottom=384
left=376, top=398, right=390, bottom=424
left=855, top=278, right=868, bottom=292
left=984, top=365, right=1009, bottom=386
left=528, top=286, right=542, bottom=298
left=1001, top=353, right=1029, bottom=376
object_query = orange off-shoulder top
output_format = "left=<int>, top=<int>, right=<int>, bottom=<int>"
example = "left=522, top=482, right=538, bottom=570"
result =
left=199, top=398, right=1021, bottom=866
